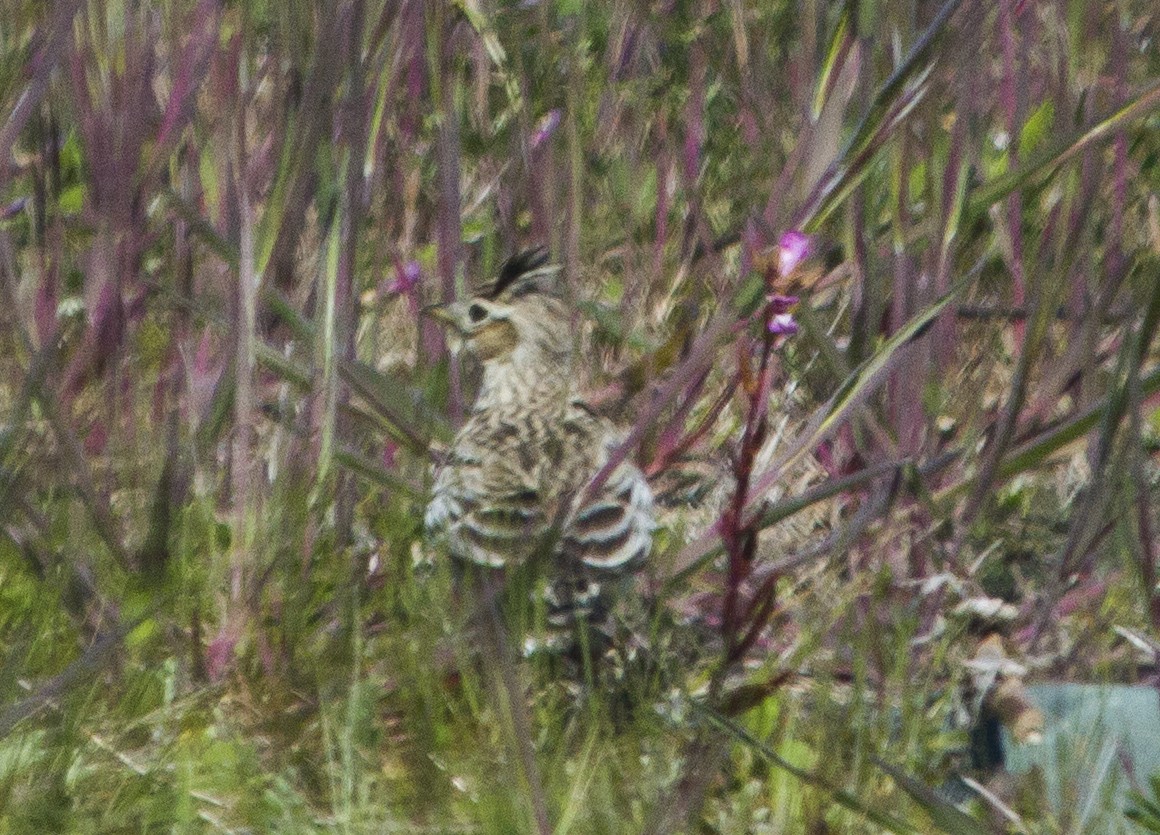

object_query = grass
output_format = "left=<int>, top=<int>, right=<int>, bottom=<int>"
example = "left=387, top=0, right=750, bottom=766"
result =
left=2, top=0, right=1160, bottom=831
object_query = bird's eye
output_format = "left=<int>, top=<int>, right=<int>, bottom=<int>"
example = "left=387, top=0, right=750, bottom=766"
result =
left=468, top=303, right=488, bottom=323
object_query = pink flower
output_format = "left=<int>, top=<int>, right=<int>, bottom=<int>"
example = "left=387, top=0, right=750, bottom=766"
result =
left=776, top=230, right=811, bottom=277
left=387, top=260, right=421, bottom=295
left=768, top=312, right=799, bottom=336
left=766, top=294, right=800, bottom=343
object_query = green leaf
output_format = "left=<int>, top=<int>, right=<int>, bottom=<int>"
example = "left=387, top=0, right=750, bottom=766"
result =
left=1019, top=100, right=1054, bottom=154
left=969, top=78, right=1160, bottom=213
left=701, top=707, right=918, bottom=833
left=811, top=6, right=852, bottom=121
left=873, top=759, right=991, bottom=835
left=57, top=183, right=87, bottom=215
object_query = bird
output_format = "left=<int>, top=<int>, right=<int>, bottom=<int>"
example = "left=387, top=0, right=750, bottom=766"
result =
left=424, top=247, right=655, bottom=649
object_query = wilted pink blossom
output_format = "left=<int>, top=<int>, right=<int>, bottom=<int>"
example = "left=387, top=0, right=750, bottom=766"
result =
left=84, top=421, right=108, bottom=455
left=777, top=230, right=811, bottom=277
left=530, top=109, right=561, bottom=150
left=1, top=197, right=28, bottom=220
left=205, top=630, right=237, bottom=682
left=387, top=260, right=421, bottom=295
left=382, top=439, right=399, bottom=470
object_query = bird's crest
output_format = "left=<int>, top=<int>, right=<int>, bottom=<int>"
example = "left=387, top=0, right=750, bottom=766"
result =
left=485, top=247, right=557, bottom=299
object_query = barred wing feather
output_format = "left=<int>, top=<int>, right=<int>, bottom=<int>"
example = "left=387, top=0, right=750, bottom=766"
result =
left=560, top=405, right=654, bottom=573
left=563, top=458, right=654, bottom=572
left=426, top=462, right=550, bottom=569
left=426, top=401, right=654, bottom=577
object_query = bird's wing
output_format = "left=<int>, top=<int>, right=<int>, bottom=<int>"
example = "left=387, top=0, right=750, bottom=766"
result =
left=559, top=404, right=655, bottom=573
left=426, top=422, right=551, bottom=569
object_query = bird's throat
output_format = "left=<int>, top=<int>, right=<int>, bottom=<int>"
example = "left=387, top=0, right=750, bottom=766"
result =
left=476, top=355, right=572, bottom=412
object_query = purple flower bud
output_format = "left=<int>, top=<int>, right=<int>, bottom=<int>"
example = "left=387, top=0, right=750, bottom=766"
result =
left=777, top=230, right=811, bottom=277
left=530, top=109, right=561, bottom=151
left=766, top=294, right=799, bottom=341
left=768, top=294, right=799, bottom=315
left=768, top=312, right=799, bottom=336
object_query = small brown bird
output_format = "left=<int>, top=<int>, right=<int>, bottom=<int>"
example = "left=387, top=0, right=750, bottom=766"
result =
left=424, top=248, right=655, bottom=635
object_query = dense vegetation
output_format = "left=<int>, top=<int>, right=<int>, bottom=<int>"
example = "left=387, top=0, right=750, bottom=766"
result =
left=2, top=0, right=1159, bottom=831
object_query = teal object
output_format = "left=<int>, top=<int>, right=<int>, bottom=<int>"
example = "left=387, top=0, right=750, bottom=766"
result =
left=1003, top=685, right=1160, bottom=828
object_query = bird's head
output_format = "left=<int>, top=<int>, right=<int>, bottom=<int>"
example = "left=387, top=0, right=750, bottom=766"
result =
left=425, top=247, right=571, bottom=367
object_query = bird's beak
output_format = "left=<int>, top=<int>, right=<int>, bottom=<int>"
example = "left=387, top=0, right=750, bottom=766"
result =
left=421, top=302, right=463, bottom=332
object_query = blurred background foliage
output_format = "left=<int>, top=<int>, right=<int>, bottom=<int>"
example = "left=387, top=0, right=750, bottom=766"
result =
left=1, top=0, right=1159, bottom=831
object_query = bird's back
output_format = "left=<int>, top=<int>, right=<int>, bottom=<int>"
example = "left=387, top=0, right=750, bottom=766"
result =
left=427, top=393, right=653, bottom=578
